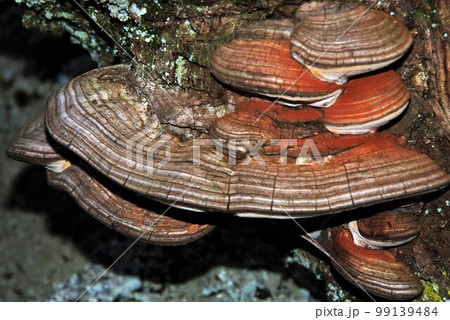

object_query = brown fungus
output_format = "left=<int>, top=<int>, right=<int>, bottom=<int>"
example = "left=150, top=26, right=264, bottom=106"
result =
left=47, top=164, right=215, bottom=245
left=348, top=206, right=421, bottom=248
left=290, top=1, right=413, bottom=84
left=323, top=70, right=410, bottom=134
left=6, top=112, right=69, bottom=171
left=7, top=112, right=215, bottom=245
left=210, top=39, right=344, bottom=107
left=5, top=1, right=449, bottom=301
left=44, top=66, right=449, bottom=218
left=328, top=226, right=423, bottom=300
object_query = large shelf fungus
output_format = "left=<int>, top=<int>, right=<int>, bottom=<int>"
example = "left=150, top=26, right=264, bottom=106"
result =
left=8, top=61, right=450, bottom=300
left=47, top=164, right=216, bottom=245
left=205, top=1, right=445, bottom=300
left=42, top=65, right=449, bottom=218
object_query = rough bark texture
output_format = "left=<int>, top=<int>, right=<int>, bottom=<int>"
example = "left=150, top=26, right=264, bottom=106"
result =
left=3, top=0, right=449, bottom=301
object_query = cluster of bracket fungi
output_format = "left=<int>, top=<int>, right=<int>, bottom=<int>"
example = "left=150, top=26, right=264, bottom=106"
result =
left=7, top=1, right=450, bottom=300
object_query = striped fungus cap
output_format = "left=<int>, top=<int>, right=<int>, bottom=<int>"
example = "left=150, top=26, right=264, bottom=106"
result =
left=42, top=65, right=449, bottom=219
left=7, top=112, right=215, bottom=245
left=211, top=3, right=412, bottom=133
left=290, top=1, right=413, bottom=84
left=5, top=2, right=446, bottom=300
left=328, top=225, right=423, bottom=300
left=210, top=39, right=344, bottom=107
left=324, top=204, right=424, bottom=300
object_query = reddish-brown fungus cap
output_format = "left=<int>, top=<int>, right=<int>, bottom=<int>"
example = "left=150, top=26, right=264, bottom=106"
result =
left=323, top=70, right=410, bottom=134
left=210, top=39, right=344, bottom=107
left=210, top=109, right=281, bottom=157
left=6, top=112, right=66, bottom=167
left=7, top=112, right=215, bottom=245
left=211, top=102, right=324, bottom=154
left=328, top=226, right=423, bottom=300
left=47, top=164, right=215, bottom=245
left=45, top=65, right=450, bottom=218
left=353, top=208, right=420, bottom=247
left=290, top=1, right=413, bottom=84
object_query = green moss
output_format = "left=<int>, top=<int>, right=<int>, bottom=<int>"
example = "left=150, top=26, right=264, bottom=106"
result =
left=417, top=280, right=444, bottom=302
left=412, top=0, right=434, bottom=27
left=443, top=269, right=450, bottom=298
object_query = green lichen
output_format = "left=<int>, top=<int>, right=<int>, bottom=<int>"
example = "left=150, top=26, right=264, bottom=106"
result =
left=99, top=1, right=147, bottom=22
left=16, top=0, right=115, bottom=65
left=14, top=0, right=164, bottom=64
left=201, top=269, right=253, bottom=301
left=129, top=3, right=147, bottom=18
left=15, top=0, right=56, bottom=6
left=287, top=249, right=323, bottom=280
left=179, top=20, right=197, bottom=37
left=326, top=281, right=353, bottom=302
left=175, top=55, right=188, bottom=86
left=13, top=0, right=261, bottom=89
left=101, top=0, right=130, bottom=22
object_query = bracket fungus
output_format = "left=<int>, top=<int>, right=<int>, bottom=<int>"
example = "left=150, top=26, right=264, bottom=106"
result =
left=7, top=60, right=450, bottom=299
left=323, top=70, right=411, bottom=134
left=6, top=2, right=450, bottom=301
left=234, top=19, right=294, bottom=41
left=290, top=1, right=413, bottom=84
left=7, top=112, right=69, bottom=171
left=205, top=0, right=446, bottom=299
left=348, top=205, right=421, bottom=248
left=7, top=113, right=215, bottom=245
left=210, top=39, right=344, bottom=107
left=320, top=204, right=423, bottom=300
left=210, top=4, right=412, bottom=134
left=40, top=65, right=448, bottom=218
left=47, top=164, right=215, bottom=245
left=328, top=225, right=423, bottom=300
